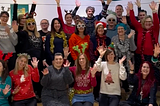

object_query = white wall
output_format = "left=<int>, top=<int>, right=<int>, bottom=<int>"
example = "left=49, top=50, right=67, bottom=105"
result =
left=0, top=0, right=159, bottom=30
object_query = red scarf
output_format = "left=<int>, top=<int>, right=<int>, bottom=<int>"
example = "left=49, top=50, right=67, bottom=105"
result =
left=140, top=28, right=155, bottom=61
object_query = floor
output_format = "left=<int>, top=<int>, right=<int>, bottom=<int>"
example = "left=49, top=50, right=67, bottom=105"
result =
left=37, top=89, right=160, bottom=106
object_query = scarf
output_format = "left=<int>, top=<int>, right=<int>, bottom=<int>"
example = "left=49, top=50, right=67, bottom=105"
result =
left=50, top=31, right=67, bottom=53
left=140, top=28, right=155, bottom=61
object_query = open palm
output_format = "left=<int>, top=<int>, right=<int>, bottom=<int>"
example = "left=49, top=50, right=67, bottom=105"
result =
left=31, top=57, right=39, bottom=68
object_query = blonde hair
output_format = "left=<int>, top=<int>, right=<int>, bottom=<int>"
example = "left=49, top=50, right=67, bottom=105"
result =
left=141, top=15, right=153, bottom=29
left=13, top=55, right=29, bottom=77
left=17, top=14, right=24, bottom=24
left=23, top=18, right=40, bottom=37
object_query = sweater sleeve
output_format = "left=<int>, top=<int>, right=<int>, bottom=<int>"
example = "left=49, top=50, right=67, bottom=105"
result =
left=119, top=63, right=127, bottom=80
left=12, top=3, right=18, bottom=21
left=0, top=76, right=12, bottom=98
left=57, top=7, right=65, bottom=27
left=69, top=35, right=77, bottom=60
left=90, top=73, right=97, bottom=87
left=63, top=67, right=74, bottom=85
left=130, top=10, right=141, bottom=31
left=29, top=4, right=36, bottom=14
left=149, top=82, right=157, bottom=104
left=30, top=66, right=40, bottom=82
left=41, top=73, right=50, bottom=87
left=95, top=57, right=103, bottom=72
left=129, top=35, right=137, bottom=51
left=152, top=12, right=159, bottom=43
left=41, top=69, right=51, bottom=87
left=95, top=3, right=109, bottom=20
left=72, top=6, right=79, bottom=18
left=9, top=28, right=18, bottom=46
left=158, top=4, right=160, bottom=21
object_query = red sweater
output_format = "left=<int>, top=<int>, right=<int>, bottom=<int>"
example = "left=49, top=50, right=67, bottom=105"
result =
left=58, top=7, right=75, bottom=36
left=130, top=10, right=159, bottom=55
left=69, top=33, right=90, bottom=60
left=69, top=66, right=96, bottom=91
left=9, top=65, right=40, bottom=101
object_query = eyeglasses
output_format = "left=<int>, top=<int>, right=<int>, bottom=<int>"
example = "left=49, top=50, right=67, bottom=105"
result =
left=41, top=23, right=48, bottom=25
left=77, top=24, right=85, bottom=28
left=108, top=19, right=115, bottom=22
left=27, top=22, right=35, bottom=26
left=145, top=21, right=152, bottom=23
left=1, top=16, right=9, bottom=19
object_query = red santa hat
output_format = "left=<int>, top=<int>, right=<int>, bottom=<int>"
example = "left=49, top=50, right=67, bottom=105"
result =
left=95, top=21, right=107, bottom=30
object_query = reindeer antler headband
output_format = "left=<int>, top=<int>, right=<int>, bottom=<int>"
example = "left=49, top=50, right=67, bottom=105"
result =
left=1, top=6, right=10, bottom=12
left=0, top=50, right=13, bottom=61
left=64, top=9, right=73, bottom=14
left=72, top=42, right=88, bottom=54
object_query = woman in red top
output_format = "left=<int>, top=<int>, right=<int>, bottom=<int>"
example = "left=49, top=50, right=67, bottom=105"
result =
left=69, top=19, right=91, bottom=61
left=69, top=54, right=97, bottom=106
left=128, top=1, right=159, bottom=73
left=55, top=0, right=80, bottom=39
left=9, top=54, right=40, bottom=106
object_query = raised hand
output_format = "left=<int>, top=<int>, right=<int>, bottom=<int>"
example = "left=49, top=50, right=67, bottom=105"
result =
left=31, top=57, right=39, bottom=68
left=125, top=6, right=130, bottom=16
left=63, top=60, right=71, bottom=67
left=2, top=85, right=11, bottom=95
left=13, top=0, right=16, bottom=3
left=154, top=43, right=160, bottom=57
left=75, top=0, right=81, bottom=7
left=135, top=0, right=141, bottom=7
left=107, top=0, right=112, bottom=5
left=128, top=2, right=133, bottom=10
left=99, top=0, right=104, bottom=3
left=12, top=85, right=21, bottom=95
left=149, top=1, right=157, bottom=10
left=128, top=29, right=135, bottom=38
left=55, top=0, right=60, bottom=4
left=90, top=64, right=98, bottom=77
left=42, top=68, right=49, bottom=75
left=119, top=56, right=126, bottom=65
left=121, top=16, right=127, bottom=24
left=43, top=60, right=49, bottom=67
left=12, top=21, right=18, bottom=33
left=149, top=104, right=153, bottom=106
left=32, top=0, right=37, bottom=4
left=63, top=47, right=70, bottom=59
left=97, top=46, right=107, bottom=58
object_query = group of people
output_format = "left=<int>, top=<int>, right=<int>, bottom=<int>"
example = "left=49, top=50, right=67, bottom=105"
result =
left=0, top=0, right=160, bottom=106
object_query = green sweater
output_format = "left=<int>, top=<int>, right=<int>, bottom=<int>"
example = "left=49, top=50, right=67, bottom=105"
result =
left=0, top=76, right=11, bottom=106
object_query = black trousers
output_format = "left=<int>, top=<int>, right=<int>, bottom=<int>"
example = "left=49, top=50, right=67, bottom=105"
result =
left=12, top=97, right=37, bottom=106
left=99, top=93, right=120, bottom=106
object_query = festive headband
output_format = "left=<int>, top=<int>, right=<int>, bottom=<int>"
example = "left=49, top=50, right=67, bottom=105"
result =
left=1, top=6, right=10, bottom=12
left=24, top=12, right=37, bottom=19
left=73, top=42, right=88, bottom=54
left=64, top=9, right=72, bottom=14
left=0, top=50, right=13, bottom=61
left=108, top=42, right=114, bottom=51
left=17, top=53, right=31, bottom=59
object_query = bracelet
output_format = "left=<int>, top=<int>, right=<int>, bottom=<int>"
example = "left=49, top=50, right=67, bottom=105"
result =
left=152, top=10, right=157, bottom=13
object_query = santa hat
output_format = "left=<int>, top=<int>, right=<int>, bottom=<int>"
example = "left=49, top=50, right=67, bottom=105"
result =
left=106, top=14, right=117, bottom=23
left=95, top=21, right=107, bottom=30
